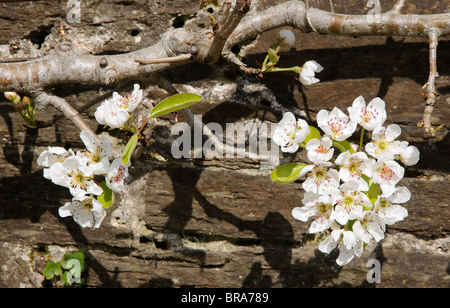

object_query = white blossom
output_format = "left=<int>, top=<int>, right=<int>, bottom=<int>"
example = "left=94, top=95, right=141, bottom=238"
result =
left=78, top=130, right=113, bottom=175
left=272, top=112, right=310, bottom=153
left=46, top=156, right=103, bottom=198
left=59, top=196, right=106, bottom=228
left=111, top=83, right=143, bottom=113
left=399, top=145, right=420, bottom=166
left=353, top=211, right=386, bottom=243
left=365, top=124, right=408, bottom=160
left=372, top=159, right=404, bottom=195
left=305, top=137, right=334, bottom=165
left=292, top=192, right=336, bottom=233
left=318, top=229, right=363, bottom=266
left=106, top=158, right=130, bottom=192
left=37, top=146, right=74, bottom=168
left=299, top=60, right=324, bottom=86
left=331, top=180, right=372, bottom=225
left=348, top=96, right=387, bottom=131
left=94, top=98, right=129, bottom=129
left=317, top=107, right=357, bottom=141
left=299, top=164, right=340, bottom=195
left=335, top=151, right=375, bottom=191
left=374, top=186, right=409, bottom=225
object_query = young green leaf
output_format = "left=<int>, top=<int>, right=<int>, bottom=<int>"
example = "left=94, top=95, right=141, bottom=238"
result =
left=97, top=181, right=114, bottom=209
left=366, top=180, right=380, bottom=208
left=332, top=139, right=355, bottom=154
left=61, top=250, right=85, bottom=275
left=268, top=48, right=278, bottom=65
left=270, top=163, right=308, bottom=185
left=41, top=260, right=62, bottom=280
left=150, top=93, right=202, bottom=118
left=300, top=125, right=321, bottom=148
left=121, top=134, right=138, bottom=165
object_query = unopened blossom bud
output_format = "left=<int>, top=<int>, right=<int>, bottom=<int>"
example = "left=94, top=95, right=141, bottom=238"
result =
left=299, top=60, right=324, bottom=86
left=4, top=92, right=20, bottom=103
left=399, top=145, right=420, bottom=166
left=22, top=96, right=32, bottom=106
left=350, top=143, right=359, bottom=152
left=277, top=29, right=295, bottom=47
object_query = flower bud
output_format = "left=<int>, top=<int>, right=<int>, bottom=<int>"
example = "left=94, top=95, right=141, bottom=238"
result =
left=277, top=29, right=295, bottom=47
left=399, top=145, right=420, bottom=166
left=22, top=96, right=32, bottom=106
left=4, top=92, right=20, bottom=103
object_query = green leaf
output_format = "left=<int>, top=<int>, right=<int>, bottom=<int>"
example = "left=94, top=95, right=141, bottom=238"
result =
left=97, top=181, right=114, bottom=209
left=299, top=125, right=321, bottom=148
left=41, top=260, right=62, bottom=280
left=271, top=163, right=308, bottom=185
left=361, top=175, right=379, bottom=208
left=61, top=271, right=72, bottom=286
left=268, top=48, right=278, bottom=65
left=366, top=180, right=379, bottom=208
left=121, top=134, right=138, bottom=165
left=61, top=250, right=85, bottom=275
left=150, top=93, right=202, bottom=118
left=332, top=139, right=355, bottom=154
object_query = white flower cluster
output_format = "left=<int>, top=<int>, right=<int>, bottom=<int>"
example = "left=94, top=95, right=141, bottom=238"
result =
left=94, top=84, right=143, bottom=128
left=37, top=131, right=130, bottom=228
left=273, top=96, right=420, bottom=265
left=37, top=85, right=143, bottom=228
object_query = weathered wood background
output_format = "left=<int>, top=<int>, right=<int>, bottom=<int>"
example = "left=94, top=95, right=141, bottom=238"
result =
left=0, top=0, right=448, bottom=288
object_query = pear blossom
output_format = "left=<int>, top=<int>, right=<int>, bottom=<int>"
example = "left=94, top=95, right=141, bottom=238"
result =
left=112, top=83, right=143, bottom=113
left=46, top=156, right=103, bottom=198
left=299, top=60, right=323, bottom=86
left=292, top=192, right=336, bottom=233
left=37, top=146, right=75, bottom=168
left=335, top=151, right=375, bottom=191
left=374, top=186, right=409, bottom=225
left=300, top=164, right=340, bottom=195
left=277, top=29, right=295, bottom=47
left=59, top=196, right=106, bottom=228
left=331, top=180, right=372, bottom=225
left=399, top=145, right=420, bottom=166
left=272, top=112, right=310, bottom=153
left=365, top=124, right=408, bottom=160
left=317, top=107, right=357, bottom=141
left=372, top=160, right=404, bottom=195
left=78, top=130, right=113, bottom=175
left=318, top=229, right=364, bottom=266
left=348, top=96, right=387, bottom=130
left=106, top=158, right=130, bottom=192
left=305, top=137, right=334, bottom=165
left=94, top=98, right=129, bottom=129
left=353, top=211, right=386, bottom=243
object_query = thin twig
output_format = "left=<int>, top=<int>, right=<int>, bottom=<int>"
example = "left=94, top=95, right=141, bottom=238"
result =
left=32, top=91, right=99, bottom=142
left=203, top=0, right=251, bottom=64
left=422, top=28, right=439, bottom=137
left=135, top=54, right=192, bottom=65
left=392, top=0, right=406, bottom=13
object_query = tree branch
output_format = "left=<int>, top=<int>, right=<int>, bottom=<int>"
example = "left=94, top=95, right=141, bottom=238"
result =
left=32, top=91, right=98, bottom=141
left=422, top=29, right=439, bottom=137
left=202, top=0, right=251, bottom=64
left=1, top=1, right=449, bottom=137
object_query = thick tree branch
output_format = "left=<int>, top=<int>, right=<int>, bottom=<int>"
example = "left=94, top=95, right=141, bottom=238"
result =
left=1, top=1, right=449, bottom=137
left=226, top=1, right=450, bottom=48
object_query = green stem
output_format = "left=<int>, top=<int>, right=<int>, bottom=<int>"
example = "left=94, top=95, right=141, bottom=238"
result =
left=359, top=127, right=365, bottom=152
left=262, top=66, right=300, bottom=74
